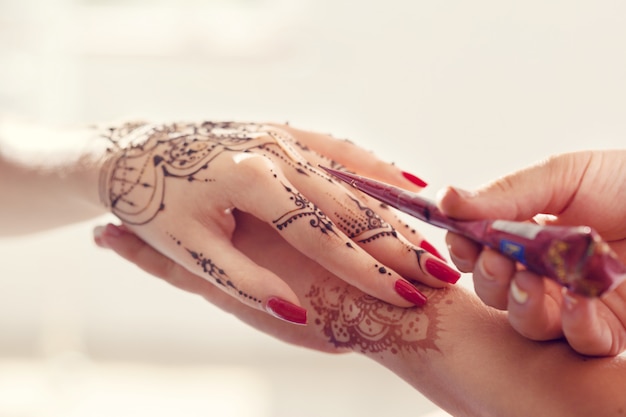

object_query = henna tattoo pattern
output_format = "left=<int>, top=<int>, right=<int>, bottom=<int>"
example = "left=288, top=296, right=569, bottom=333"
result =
left=307, top=280, right=445, bottom=355
left=273, top=184, right=338, bottom=236
left=99, top=121, right=314, bottom=225
left=334, top=195, right=397, bottom=244
left=168, top=233, right=261, bottom=304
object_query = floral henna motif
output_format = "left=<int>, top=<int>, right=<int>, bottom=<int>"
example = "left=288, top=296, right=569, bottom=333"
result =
left=307, top=280, right=444, bottom=354
left=99, top=121, right=317, bottom=225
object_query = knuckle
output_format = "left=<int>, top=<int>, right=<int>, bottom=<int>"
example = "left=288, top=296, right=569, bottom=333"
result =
left=230, top=153, right=277, bottom=186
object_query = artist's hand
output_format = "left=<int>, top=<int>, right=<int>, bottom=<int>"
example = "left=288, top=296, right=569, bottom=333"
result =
left=98, top=121, right=459, bottom=324
left=438, top=150, right=626, bottom=356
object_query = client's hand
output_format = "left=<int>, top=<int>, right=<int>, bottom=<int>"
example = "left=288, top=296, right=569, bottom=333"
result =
left=98, top=122, right=459, bottom=324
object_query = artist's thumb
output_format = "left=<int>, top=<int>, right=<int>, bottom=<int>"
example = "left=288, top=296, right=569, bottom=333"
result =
left=436, top=152, right=587, bottom=222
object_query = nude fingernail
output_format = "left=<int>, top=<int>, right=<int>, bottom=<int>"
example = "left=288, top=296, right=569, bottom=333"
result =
left=93, top=226, right=107, bottom=248
left=561, top=288, right=578, bottom=311
left=477, top=258, right=496, bottom=281
left=447, top=242, right=473, bottom=272
left=447, top=186, right=475, bottom=200
left=510, top=280, right=528, bottom=304
left=104, top=223, right=123, bottom=238
left=266, top=297, right=307, bottom=325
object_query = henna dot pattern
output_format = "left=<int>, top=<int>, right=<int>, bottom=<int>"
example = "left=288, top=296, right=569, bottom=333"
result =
left=167, top=232, right=260, bottom=304
left=272, top=184, right=337, bottom=236
left=375, top=264, right=392, bottom=276
left=333, top=196, right=397, bottom=244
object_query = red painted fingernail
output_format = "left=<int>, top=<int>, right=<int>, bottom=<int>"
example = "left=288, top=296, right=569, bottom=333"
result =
left=425, top=258, right=461, bottom=284
left=394, top=280, right=427, bottom=306
left=266, top=297, right=307, bottom=325
left=420, top=239, right=446, bottom=261
left=402, top=171, right=428, bottom=188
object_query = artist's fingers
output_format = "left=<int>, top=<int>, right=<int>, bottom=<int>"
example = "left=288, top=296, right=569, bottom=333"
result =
left=227, top=154, right=427, bottom=307
left=505, top=271, right=564, bottom=341
left=560, top=283, right=626, bottom=356
left=445, top=232, right=482, bottom=272
left=472, top=248, right=516, bottom=310
left=437, top=153, right=594, bottom=221
left=273, top=124, right=428, bottom=191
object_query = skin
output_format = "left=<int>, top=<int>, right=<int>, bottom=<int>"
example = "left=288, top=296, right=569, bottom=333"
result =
left=438, top=150, right=626, bottom=356
left=0, top=120, right=458, bottom=323
left=5, top=121, right=625, bottom=413
left=97, top=212, right=626, bottom=417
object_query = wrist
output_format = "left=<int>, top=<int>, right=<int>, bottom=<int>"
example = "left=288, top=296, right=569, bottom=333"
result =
left=0, top=121, right=111, bottom=235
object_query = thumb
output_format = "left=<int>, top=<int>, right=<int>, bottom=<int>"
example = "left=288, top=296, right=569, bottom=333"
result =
left=437, top=151, right=592, bottom=221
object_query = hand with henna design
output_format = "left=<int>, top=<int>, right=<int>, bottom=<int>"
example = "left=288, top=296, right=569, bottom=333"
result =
left=438, top=150, right=626, bottom=356
left=98, top=121, right=460, bottom=324
left=0, top=120, right=459, bottom=325
left=95, top=212, right=626, bottom=417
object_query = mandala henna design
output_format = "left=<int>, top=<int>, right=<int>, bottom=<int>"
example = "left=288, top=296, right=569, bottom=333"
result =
left=273, top=184, right=338, bottom=236
left=307, top=280, right=445, bottom=354
left=99, top=121, right=320, bottom=225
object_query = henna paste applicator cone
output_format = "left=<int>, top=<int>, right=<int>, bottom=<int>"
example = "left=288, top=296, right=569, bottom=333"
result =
left=321, top=166, right=626, bottom=297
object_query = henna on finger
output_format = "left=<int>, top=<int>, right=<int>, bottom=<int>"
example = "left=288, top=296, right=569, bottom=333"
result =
left=167, top=232, right=261, bottom=305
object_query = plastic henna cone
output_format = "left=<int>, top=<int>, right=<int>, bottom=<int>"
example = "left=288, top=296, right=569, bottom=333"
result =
left=320, top=166, right=626, bottom=297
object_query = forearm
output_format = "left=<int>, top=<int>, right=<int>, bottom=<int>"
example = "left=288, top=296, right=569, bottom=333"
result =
left=0, top=125, right=108, bottom=236
left=228, top=210, right=626, bottom=416
left=355, top=285, right=626, bottom=416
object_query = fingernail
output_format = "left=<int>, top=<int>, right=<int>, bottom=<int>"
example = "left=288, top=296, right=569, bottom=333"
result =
left=510, top=280, right=528, bottom=304
left=447, top=243, right=473, bottom=271
left=402, top=171, right=428, bottom=188
left=266, top=297, right=307, bottom=325
left=93, top=226, right=108, bottom=248
left=477, top=257, right=496, bottom=281
left=561, top=287, right=578, bottom=311
left=425, top=258, right=461, bottom=284
left=104, top=223, right=123, bottom=238
left=394, top=280, right=428, bottom=306
left=419, top=239, right=446, bottom=261
left=447, top=186, right=475, bottom=200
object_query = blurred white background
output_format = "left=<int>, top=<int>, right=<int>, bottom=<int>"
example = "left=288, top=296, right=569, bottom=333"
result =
left=0, top=0, right=625, bottom=416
